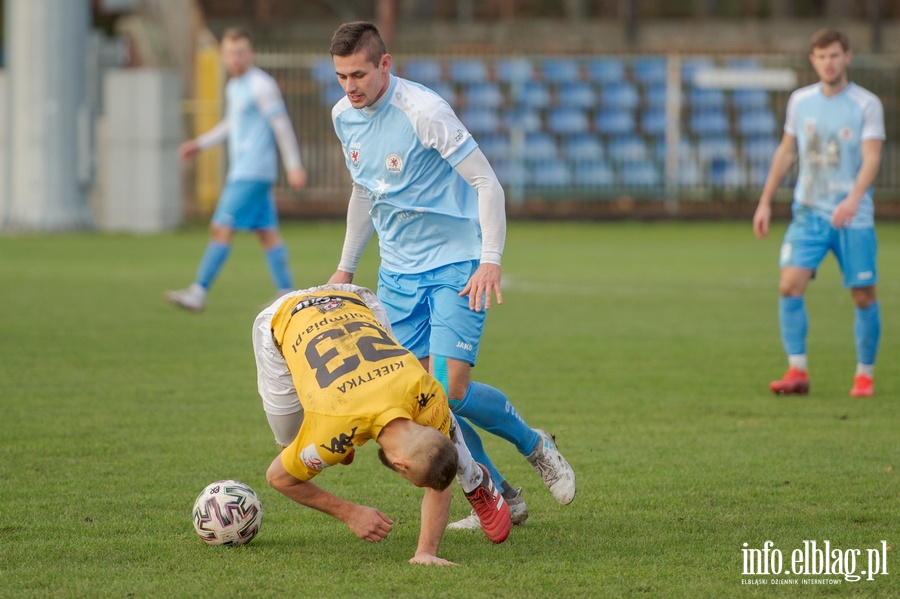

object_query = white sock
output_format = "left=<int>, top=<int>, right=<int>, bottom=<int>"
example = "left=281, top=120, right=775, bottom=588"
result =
left=856, top=364, right=874, bottom=378
left=788, top=355, right=808, bottom=372
left=456, top=460, right=483, bottom=494
left=188, top=282, right=207, bottom=298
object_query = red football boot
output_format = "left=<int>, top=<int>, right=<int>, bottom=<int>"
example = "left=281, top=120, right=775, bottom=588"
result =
left=850, top=374, right=874, bottom=398
left=769, top=367, right=810, bottom=395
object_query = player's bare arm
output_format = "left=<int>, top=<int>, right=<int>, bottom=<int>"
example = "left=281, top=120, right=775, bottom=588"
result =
left=266, top=455, right=393, bottom=542
left=408, top=486, right=456, bottom=566
left=832, top=138, right=883, bottom=228
left=753, top=134, right=797, bottom=239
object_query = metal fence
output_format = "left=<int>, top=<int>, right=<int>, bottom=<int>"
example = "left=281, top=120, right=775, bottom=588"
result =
left=246, top=48, right=900, bottom=213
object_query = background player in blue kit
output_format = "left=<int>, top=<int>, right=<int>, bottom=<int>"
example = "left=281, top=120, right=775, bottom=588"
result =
left=324, top=21, right=575, bottom=530
left=167, top=28, right=307, bottom=312
left=753, top=28, right=884, bottom=398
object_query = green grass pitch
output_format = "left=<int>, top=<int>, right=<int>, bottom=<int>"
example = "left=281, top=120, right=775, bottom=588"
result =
left=1, top=220, right=898, bottom=597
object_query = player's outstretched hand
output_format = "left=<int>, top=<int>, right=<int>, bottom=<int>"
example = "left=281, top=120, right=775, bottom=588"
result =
left=752, top=202, right=771, bottom=239
left=409, top=552, right=458, bottom=566
left=347, top=505, right=393, bottom=542
left=459, top=263, right=502, bottom=312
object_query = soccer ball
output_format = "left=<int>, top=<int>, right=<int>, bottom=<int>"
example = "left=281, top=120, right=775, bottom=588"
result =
left=192, top=479, right=263, bottom=546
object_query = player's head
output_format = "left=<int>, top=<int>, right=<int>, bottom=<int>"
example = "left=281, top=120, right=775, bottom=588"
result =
left=808, top=28, right=851, bottom=87
left=330, top=21, right=391, bottom=109
left=378, top=423, right=458, bottom=490
left=220, top=27, right=255, bottom=77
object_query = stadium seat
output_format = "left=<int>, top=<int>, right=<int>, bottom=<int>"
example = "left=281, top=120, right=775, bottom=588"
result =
left=462, top=82, right=504, bottom=108
left=688, top=88, right=726, bottom=110
left=533, top=159, right=572, bottom=187
left=557, top=81, right=597, bottom=110
left=690, top=109, right=730, bottom=136
left=726, top=57, right=763, bottom=70
left=458, top=107, right=501, bottom=135
left=595, top=108, right=636, bottom=136
left=749, top=163, right=770, bottom=187
left=491, top=158, right=528, bottom=187
left=709, top=159, right=746, bottom=187
left=736, top=110, right=777, bottom=137
left=640, top=108, right=667, bottom=137
left=678, top=159, right=703, bottom=186
left=477, top=134, right=512, bottom=161
left=573, top=160, right=616, bottom=187
left=620, top=160, right=662, bottom=187
left=503, top=108, right=543, bottom=133
left=563, top=133, right=605, bottom=162
left=402, top=58, right=443, bottom=85
left=680, top=57, right=715, bottom=85
left=429, top=81, right=457, bottom=105
left=523, top=132, right=559, bottom=161
left=654, top=137, right=695, bottom=163
left=320, top=82, right=345, bottom=106
left=632, top=56, right=668, bottom=85
left=515, top=81, right=552, bottom=109
left=607, top=134, right=649, bottom=163
left=585, top=58, right=626, bottom=84
left=742, top=136, right=779, bottom=164
left=731, top=89, right=772, bottom=112
left=311, top=57, right=336, bottom=84
left=541, top=58, right=582, bottom=84
left=697, top=135, right=737, bottom=163
left=448, top=58, right=489, bottom=84
left=600, top=81, right=640, bottom=110
left=547, top=107, right=590, bottom=135
left=495, top=57, right=535, bottom=84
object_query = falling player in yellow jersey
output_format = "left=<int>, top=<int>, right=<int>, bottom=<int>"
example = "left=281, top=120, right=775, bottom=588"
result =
left=253, top=284, right=511, bottom=565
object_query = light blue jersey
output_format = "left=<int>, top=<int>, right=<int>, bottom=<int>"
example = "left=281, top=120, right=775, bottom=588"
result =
left=225, top=67, right=288, bottom=182
left=785, top=82, right=884, bottom=227
left=332, top=76, right=481, bottom=274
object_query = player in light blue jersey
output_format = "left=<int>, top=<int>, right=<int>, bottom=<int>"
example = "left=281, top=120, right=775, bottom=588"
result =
left=753, top=28, right=884, bottom=398
left=324, top=22, right=576, bottom=531
left=167, top=28, right=307, bottom=312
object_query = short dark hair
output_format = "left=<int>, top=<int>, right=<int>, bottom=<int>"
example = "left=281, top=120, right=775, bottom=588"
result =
left=377, top=430, right=458, bottom=491
left=330, top=21, right=387, bottom=66
left=810, top=28, right=849, bottom=53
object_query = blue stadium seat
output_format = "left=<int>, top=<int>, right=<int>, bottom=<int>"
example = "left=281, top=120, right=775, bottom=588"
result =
left=563, top=133, right=605, bottom=162
left=681, top=57, right=715, bottom=85
left=688, top=88, right=726, bottom=110
left=448, top=59, right=489, bottom=84
left=654, top=137, right=695, bottom=163
left=429, top=81, right=456, bottom=105
left=523, top=132, right=559, bottom=161
left=607, top=134, right=649, bottom=163
left=515, top=81, right=552, bottom=109
left=320, top=82, right=345, bottom=106
left=620, top=160, right=662, bottom=187
left=533, top=159, right=572, bottom=187
left=697, top=135, right=737, bottom=163
left=402, top=58, right=443, bottom=85
left=585, top=58, right=626, bottom=84
left=641, top=108, right=667, bottom=137
left=573, top=160, right=616, bottom=187
left=742, top=136, right=779, bottom=164
left=749, top=163, right=770, bottom=186
left=731, top=89, right=772, bottom=111
left=495, top=57, right=535, bottom=84
left=595, top=108, right=636, bottom=136
left=557, top=81, right=597, bottom=109
left=632, top=56, right=668, bottom=85
left=736, top=110, right=778, bottom=137
left=644, top=82, right=667, bottom=108
left=726, top=57, right=763, bottom=70
left=503, top=108, right=543, bottom=133
left=600, top=81, right=640, bottom=110
left=678, top=159, right=703, bottom=186
left=491, top=158, right=528, bottom=187
left=458, top=107, right=501, bottom=135
left=547, top=107, right=589, bottom=135
left=462, top=82, right=504, bottom=108
left=709, top=159, right=746, bottom=187
left=690, top=109, right=730, bottom=136
left=477, top=134, right=511, bottom=161
left=541, top=58, right=582, bottom=84
left=311, top=57, right=336, bottom=84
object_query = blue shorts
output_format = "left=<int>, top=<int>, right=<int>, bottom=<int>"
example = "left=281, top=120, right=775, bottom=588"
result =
left=211, top=180, right=277, bottom=230
left=780, top=213, right=877, bottom=288
left=377, top=261, right=484, bottom=365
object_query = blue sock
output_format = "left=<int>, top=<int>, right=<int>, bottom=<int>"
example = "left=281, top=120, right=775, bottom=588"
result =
left=452, top=382, right=540, bottom=457
left=264, top=244, right=293, bottom=291
left=454, top=416, right=507, bottom=489
left=854, top=301, right=880, bottom=366
left=779, top=296, right=807, bottom=357
left=195, top=242, right=231, bottom=289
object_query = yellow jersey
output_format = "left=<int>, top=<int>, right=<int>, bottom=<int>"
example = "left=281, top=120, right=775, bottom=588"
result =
left=270, top=290, right=450, bottom=481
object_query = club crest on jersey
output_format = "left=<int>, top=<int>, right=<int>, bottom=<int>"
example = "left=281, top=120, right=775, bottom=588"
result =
left=290, top=294, right=345, bottom=316
left=386, top=153, right=403, bottom=174
left=838, top=126, right=853, bottom=141
left=350, top=149, right=360, bottom=169
left=300, top=444, right=327, bottom=471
